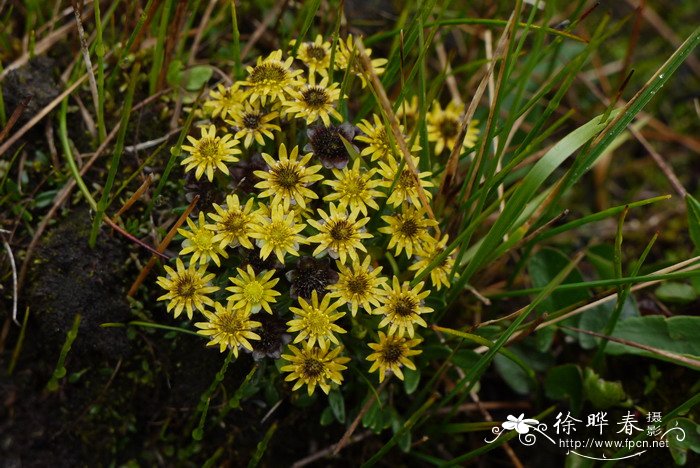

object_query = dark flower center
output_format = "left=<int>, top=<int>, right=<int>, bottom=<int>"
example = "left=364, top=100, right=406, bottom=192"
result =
left=219, top=314, right=245, bottom=333
left=330, top=220, right=354, bottom=241
left=302, top=87, right=329, bottom=108
left=381, top=342, right=404, bottom=363
left=306, top=45, right=327, bottom=61
left=346, top=275, right=369, bottom=295
left=223, top=211, right=245, bottom=232
left=197, top=138, right=219, bottom=159
left=398, top=170, right=416, bottom=189
left=393, top=296, right=417, bottom=317
left=243, top=112, right=262, bottom=129
left=273, top=163, right=301, bottom=188
left=302, top=357, right=325, bottom=378
left=250, top=63, right=287, bottom=84
left=399, top=218, right=419, bottom=237
left=439, top=117, right=459, bottom=138
left=175, top=275, right=197, bottom=297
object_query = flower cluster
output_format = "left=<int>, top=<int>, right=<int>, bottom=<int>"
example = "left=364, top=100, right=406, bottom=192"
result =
left=157, top=34, right=478, bottom=396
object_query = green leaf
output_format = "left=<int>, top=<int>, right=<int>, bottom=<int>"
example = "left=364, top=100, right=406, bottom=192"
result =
left=685, top=194, right=700, bottom=252
left=605, top=315, right=700, bottom=361
left=667, top=418, right=700, bottom=465
left=527, top=247, right=589, bottom=314
left=544, top=365, right=583, bottom=413
left=494, top=354, right=533, bottom=395
left=655, top=282, right=698, bottom=304
left=320, top=406, right=334, bottom=426
left=583, top=367, right=629, bottom=409
left=578, top=297, right=638, bottom=350
left=403, top=367, right=421, bottom=395
left=392, top=414, right=412, bottom=453
left=328, top=389, right=346, bottom=423
left=182, top=65, right=213, bottom=91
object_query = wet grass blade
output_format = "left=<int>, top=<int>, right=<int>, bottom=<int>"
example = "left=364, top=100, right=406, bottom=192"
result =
left=89, top=63, right=140, bottom=247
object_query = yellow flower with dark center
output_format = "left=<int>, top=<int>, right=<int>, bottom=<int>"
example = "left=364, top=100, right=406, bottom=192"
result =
left=249, top=203, right=307, bottom=264
left=355, top=114, right=419, bottom=165
left=409, top=234, right=456, bottom=291
left=307, top=203, right=372, bottom=264
left=377, top=157, right=434, bottom=209
left=156, top=258, right=219, bottom=319
left=327, top=256, right=387, bottom=316
left=283, top=75, right=343, bottom=126
left=292, top=34, right=332, bottom=77
left=205, top=194, right=257, bottom=250
left=226, top=101, right=281, bottom=148
left=281, top=343, right=351, bottom=395
left=254, top=143, right=323, bottom=211
left=323, top=158, right=384, bottom=216
left=367, top=331, right=422, bottom=382
left=179, top=211, right=228, bottom=267
left=204, top=82, right=244, bottom=120
left=374, top=276, right=433, bottom=338
left=226, top=265, right=281, bottom=314
left=195, top=302, right=262, bottom=356
left=287, top=290, right=346, bottom=350
left=334, top=34, right=387, bottom=88
left=426, top=101, right=480, bottom=154
left=242, top=50, right=303, bottom=105
left=379, top=206, right=438, bottom=258
left=181, top=124, right=241, bottom=182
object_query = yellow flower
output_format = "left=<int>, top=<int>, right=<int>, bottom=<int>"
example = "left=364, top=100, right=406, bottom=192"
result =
left=307, top=203, right=372, bottom=264
left=204, top=82, right=244, bottom=120
left=181, top=124, right=241, bottom=182
left=242, top=50, right=303, bottom=105
left=409, top=234, right=456, bottom=291
left=281, top=343, right=351, bottom=395
left=334, top=34, right=387, bottom=88
left=156, top=258, right=219, bottom=319
left=195, top=302, right=261, bottom=355
left=292, top=34, right=332, bottom=77
left=374, top=277, right=433, bottom=338
left=377, top=157, right=434, bottom=209
left=249, top=203, right=307, bottom=264
left=205, top=194, right=257, bottom=250
left=367, top=331, right=422, bottom=383
left=179, top=211, right=228, bottom=267
left=327, top=256, right=387, bottom=316
left=379, top=206, right=438, bottom=258
left=426, top=100, right=479, bottom=154
left=283, top=75, right=343, bottom=126
left=287, top=290, right=346, bottom=350
left=323, top=158, right=384, bottom=216
left=226, top=265, right=281, bottom=314
left=226, top=101, right=281, bottom=148
left=355, top=113, right=418, bottom=165
left=254, top=143, right=323, bottom=211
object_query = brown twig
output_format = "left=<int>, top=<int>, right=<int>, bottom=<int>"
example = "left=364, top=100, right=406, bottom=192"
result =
left=332, top=380, right=389, bottom=456
left=292, top=431, right=373, bottom=468
left=127, top=195, right=200, bottom=297
left=114, top=174, right=154, bottom=218
left=354, top=39, right=436, bottom=221
left=629, top=126, right=686, bottom=198
left=0, top=73, right=90, bottom=157
left=16, top=90, right=170, bottom=293
left=562, top=326, right=700, bottom=369
left=0, top=97, right=31, bottom=143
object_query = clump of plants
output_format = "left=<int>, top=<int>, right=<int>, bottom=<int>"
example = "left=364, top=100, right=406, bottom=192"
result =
left=156, top=34, right=480, bottom=395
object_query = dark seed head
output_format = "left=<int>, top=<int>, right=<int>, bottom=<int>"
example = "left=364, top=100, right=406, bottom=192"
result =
left=306, top=123, right=358, bottom=169
left=286, top=256, right=339, bottom=300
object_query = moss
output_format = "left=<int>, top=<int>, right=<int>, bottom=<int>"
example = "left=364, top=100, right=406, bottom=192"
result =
left=26, top=208, right=131, bottom=363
